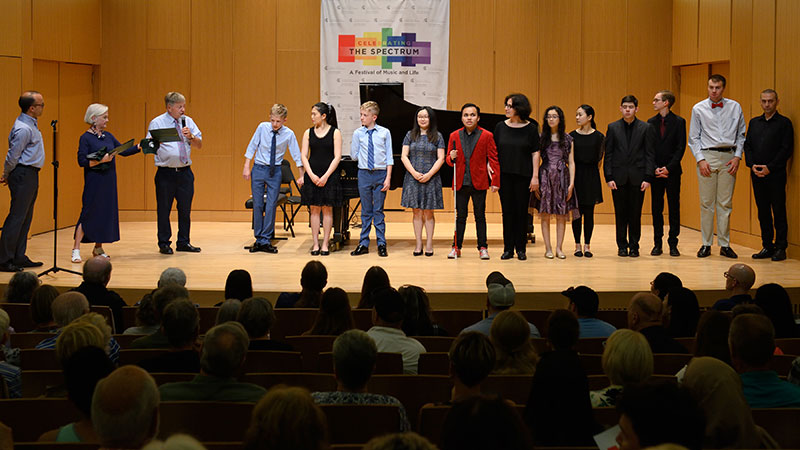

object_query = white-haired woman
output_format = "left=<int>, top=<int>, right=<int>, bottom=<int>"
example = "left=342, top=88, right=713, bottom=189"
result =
left=72, top=103, right=140, bottom=262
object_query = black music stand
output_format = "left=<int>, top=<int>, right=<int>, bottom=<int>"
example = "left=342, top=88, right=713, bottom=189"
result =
left=39, top=120, right=81, bottom=278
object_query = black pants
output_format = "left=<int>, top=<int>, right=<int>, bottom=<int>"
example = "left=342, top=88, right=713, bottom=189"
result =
left=155, top=166, right=194, bottom=248
left=571, top=204, right=595, bottom=244
left=650, top=174, right=681, bottom=247
left=611, top=183, right=644, bottom=251
left=455, top=184, right=487, bottom=249
left=752, top=172, right=788, bottom=250
left=499, top=173, right=530, bottom=253
left=0, top=165, right=39, bottom=264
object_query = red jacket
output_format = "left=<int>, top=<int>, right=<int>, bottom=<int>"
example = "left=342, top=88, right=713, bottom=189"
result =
left=446, top=127, right=500, bottom=191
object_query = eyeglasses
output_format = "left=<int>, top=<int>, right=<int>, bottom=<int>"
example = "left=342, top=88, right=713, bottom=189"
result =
left=504, top=104, right=513, bottom=108
left=546, top=115, right=559, bottom=119
left=723, top=271, right=732, bottom=279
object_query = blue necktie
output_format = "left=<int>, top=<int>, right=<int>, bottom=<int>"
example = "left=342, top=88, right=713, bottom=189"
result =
left=367, top=129, right=376, bottom=170
left=270, top=129, right=278, bottom=175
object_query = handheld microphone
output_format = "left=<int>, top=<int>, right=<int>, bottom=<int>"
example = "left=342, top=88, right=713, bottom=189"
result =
left=181, top=117, right=186, bottom=128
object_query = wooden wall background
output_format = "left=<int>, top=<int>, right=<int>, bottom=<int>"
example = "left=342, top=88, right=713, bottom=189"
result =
left=0, top=0, right=797, bottom=256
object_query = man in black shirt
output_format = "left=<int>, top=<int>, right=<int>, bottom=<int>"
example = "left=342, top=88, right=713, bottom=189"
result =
left=647, top=90, right=686, bottom=257
left=744, top=89, right=794, bottom=261
left=71, top=256, right=127, bottom=333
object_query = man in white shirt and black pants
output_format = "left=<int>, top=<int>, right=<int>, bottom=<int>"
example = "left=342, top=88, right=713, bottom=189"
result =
left=688, top=74, right=746, bottom=259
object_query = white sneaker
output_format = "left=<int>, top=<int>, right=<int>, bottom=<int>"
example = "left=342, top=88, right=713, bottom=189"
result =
left=71, top=249, right=81, bottom=263
left=447, top=247, right=461, bottom=259
left=479, top=247, right=490, bottom=260
left=93, top=247, right=109, bottom=258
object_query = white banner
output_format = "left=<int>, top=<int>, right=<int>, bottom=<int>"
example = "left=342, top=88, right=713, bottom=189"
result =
left=320, top=0, right=450, bottom=153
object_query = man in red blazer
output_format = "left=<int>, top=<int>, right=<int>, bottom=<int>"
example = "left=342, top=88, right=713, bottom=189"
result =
left=446, top=103, right=500, bottom=259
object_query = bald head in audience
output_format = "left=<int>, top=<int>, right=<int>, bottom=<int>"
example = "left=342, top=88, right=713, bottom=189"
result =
left=627, top=293, right=663, bottom=331
left=52, top=292, right=90, bottom=328
left=83, top=256, right=113, bottom=286
left=725, top=264, right=755, bottom=295
left=92, top=365, right=160, bottom=449
left=201, top=321, right=250, bottom=378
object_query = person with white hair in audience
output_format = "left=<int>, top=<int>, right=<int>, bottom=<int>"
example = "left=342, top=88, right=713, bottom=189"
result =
left=131, top=285, right=190, bottom=349
left=0, top=309, right=21, bottom=397
left=366, top=287, right=426, bottom=374
left=159, top=321, right=266, bottom=402
left=311, top=329, right=411, bottom=431
left=138, top=299, right=201, bottom=373
left=2, top=270, right=39, bottom=302
left=590, top=329, right=653, bottom=407
left=92, top=365, right=160, bottom=449
left=712, top=263, right=755, bottom=311
left=158, top=267, right=187, bottom=288
left=128, top=267, right=187, bottom=334
left=626, top=292, right=687, bottom=353
left=71, top=256, right=127, bottom=332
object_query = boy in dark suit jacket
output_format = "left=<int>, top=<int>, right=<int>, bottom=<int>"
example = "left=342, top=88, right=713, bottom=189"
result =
left=604, top=95, right=656, bottom=257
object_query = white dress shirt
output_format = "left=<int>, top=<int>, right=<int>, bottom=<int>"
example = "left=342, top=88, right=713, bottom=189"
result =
left=147, top=112, right=202, bottom=168
left=688, top=97, right=746, bottom=162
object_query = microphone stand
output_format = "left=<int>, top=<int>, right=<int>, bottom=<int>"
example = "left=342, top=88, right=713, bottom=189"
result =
left=39, top=119, right=81, bottom=277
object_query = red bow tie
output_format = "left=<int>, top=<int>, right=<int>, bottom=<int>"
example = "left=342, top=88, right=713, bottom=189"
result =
left=711, top=102, right=723, bottom=109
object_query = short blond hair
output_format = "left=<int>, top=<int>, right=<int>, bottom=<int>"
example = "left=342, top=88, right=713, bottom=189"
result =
left=75, top=312, right=112, bottom=344
left=0, top=309, right=10, bottom=337
left=270, top=104, right=288, bottom=118
left=360, top=101, right=380, bottom=115
left=84, top=103, right=109, bottom=125
left=56, top=321, right=106, bottom=364
left=602, top=329, right=653, bottom=385
left=164, top=92, right=186, bottom=107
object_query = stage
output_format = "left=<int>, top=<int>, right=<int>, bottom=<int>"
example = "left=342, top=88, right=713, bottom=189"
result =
left=3, top=218, right=798, bottom=311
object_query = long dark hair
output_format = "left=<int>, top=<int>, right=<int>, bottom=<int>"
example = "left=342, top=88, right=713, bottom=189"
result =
left=540, top=106, right=566, bottom=148
left=357, top=266, right=390, bottom=309
left=754, top=283, right=799, bottom=338
left=399, top=285, right=435, bottom=336
left=313, top=102, right=338, bottom=128
left=578, top=104, right=597, bottom=129
left=306, top=287, right=355, bottom=336
left=410, top=106, right=440, bottom=145
left=225, top=269, right=253, bottom=301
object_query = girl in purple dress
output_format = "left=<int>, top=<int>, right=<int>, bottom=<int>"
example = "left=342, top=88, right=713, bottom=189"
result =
left=530, top=106, right=580, bottom=259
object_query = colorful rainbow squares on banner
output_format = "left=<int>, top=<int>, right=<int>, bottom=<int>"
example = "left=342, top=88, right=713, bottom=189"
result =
left=338, top=28, right=431, bottom=68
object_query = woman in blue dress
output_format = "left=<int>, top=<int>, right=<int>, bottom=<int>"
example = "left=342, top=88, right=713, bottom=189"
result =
left=400, top=106, right=445, bottom=257
left=71, top=103, right=140, bottom=263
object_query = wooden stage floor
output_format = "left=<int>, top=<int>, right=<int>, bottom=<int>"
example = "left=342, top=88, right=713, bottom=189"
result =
left=4, top=220, right=799, bottom=310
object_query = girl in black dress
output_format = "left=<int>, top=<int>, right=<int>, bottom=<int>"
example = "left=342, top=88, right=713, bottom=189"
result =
left=300, top=103, right=342, bottom=255
left=569, top=105, right=604, bottom=258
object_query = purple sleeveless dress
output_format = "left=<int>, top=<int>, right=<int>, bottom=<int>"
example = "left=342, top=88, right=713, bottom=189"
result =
left=530, top=134, right=580, bottom=220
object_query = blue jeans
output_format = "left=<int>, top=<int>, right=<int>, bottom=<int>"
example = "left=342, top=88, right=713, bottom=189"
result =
left=357, top=169, right=387, bottom=247
left=251, top=164, right=282, bottom=244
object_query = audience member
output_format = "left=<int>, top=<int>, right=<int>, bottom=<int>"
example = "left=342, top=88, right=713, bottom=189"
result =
left=441, top=394, right=533, bottom=450
left=215, top=299, right=241, bottom=325
left=124, top=294, right=160, bottom=335
left=694, top=311, right=732, bottom=365
left=663, top=287, right=700, bottom=338
left=29, top=284, right=60, bottom=331
left=276, top=260, right=328, bottom=308
left=712, top=263, right=755, bottom=311
left=0, top=310, right=21, bottom=398
left=563, top=285, right=616, bottom=338
left=650, top=272, right=682, bottom=299
left=142, top=434, right=207, bottom=450
left=131, top=285, right=189, bottom=349
left=525, top=310, right=598, bottom=446
left=356, top=265, right=391, bottom=309
left=591, top=329, right=653, bottom=407
left=367, top=287, right=426, bottom=374
left=158, top=267, right=187, bottom=288
left=311, top=329, right=410, bottom=431
left=71, top=256, right=127, bottom=332
left=627, top=292, right=688, bottom=353
left=731, top=303, right=764, bottom=317
left=138, top=299, right=201, bottom=373
left=790, top=357, right=800, bottom=386
left=55, top=319, right=107, bottom=366
left=304, top=287, right=355, bottom=335
left=35, top=292, right=90, bottom=348
left=461, top=271, right=540, bottom=337
left=237, top=297, right=292, bottom=351
left=38, top=346, right=114, bottom=443
left=244, top=385, right=328, bottom=450
left=615, top=378, right=705, bottom=450
left=683, top=356, right=777, bottom=448
left=2, top=270, right=39, bottom=303
left=159, top=321, right=266, bottom=402
left=399, top=284, right=447, bottom=336
left=92, top=365, right=160, bottom=449
left=490, top=310, right=539, bottom=375
left=754, top=283, right=799, bottom=338
left=224, top=269, right=253, bottom=302
left=447, top=331, right=495, bottom=402
left=363, top=432, right=438, bottom=450
left=729, top=313, right=800, bottom=407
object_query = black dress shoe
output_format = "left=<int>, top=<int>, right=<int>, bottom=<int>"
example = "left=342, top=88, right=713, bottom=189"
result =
left=618, top=248, right=629, bottom=257
left=15, top=258, right=43, bottom=268
left=574, top=250, right=583, bottom=257
left=176, top=243, right=201, bottom=253
left=697, top=245, right=711, bottom=258
left=0, top=262, right=21, bottom=272
left=771, top=248, right=787, bottom=261
left=351, top=245, right=369, bottom=256
left=320, top=250, right=330, bottom=256
left=378, top=245, right=388, bottom=257
left=500, top=251, right=514, bottom=260
left=517, top=252, right=527, bottom=261
left=583, top=250, right=593, bottom=258
left=719, top=246, right=738, bottom=259
left=310, top=248, right=320, bottom=256
left=629, top=249, right=640, bottom=257
left=260, top=243, right=278, bottom=254
left=752, top=248, right=774, bottom=259
left=424, top=251, right=434, bottom=257
left=669, top=246, right=680, bottom=257
left=249, top=242, right=263, bottom=253
left=413, top=250, right=423, bottom=256
left=650, top=245, right=663, bottom=256
left=159, top=246, right=173, bottom=255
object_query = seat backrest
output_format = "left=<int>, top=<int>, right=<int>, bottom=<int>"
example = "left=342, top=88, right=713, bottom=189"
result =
left=352, top=309, right=373, bottom=331
left=271, top=309, right=319, bottom=340
left=320, top=404, right=403, bottom=444
left=770, top=354, right=797, bottom=376
left=284, top=335, right=337, bottom=372
left=412, top=336, right=455, bottom=353
left=149, top=372, right=196, bottom=385
left=752, top=408, right=800, bottom=449
left=197, top=307, right=219, bottom=334
left=592, top=407, right=620, bottom=429
left=0, top=398, right=81, bottom=441
left=1, top=303, right=36, bottom=332
left=595, top=310, right=629, bottom=330
left=775, top=338, right=800, bottom=357
left=417, top=352, right=449, bottom=375
left=20, top=348, right=59, bottom=370
left=674, top=337, right=696, bottom=353
left=483, top=374, right=534, bottom=405
left=431, top=310, right=483, bottom=336
left=118, top=349, right=170, bottom=366
left=575, top=337, right=608, bottom=355
left=14, top=444, right=100, bottom=450
left=652, top=353, right=692, bottom=375
left=89, top=305, right=115, bottom=333
left=417, top=404, right=451, bottom=447
left=243, top=350, right=303, bottom=373
left=318, top=352, right=403, bottom=374
left=9, top=332, right=55, bottom=349
left=159, top=401, right=254, bottom=441
left=20, top=370, right=63, bottom=398
left=517, top=310, right=552, bottom=336
left=121, top=306, right=137, bottom=331
left=578, top=354, right=604, bottom=375
left=242, top=372, right=338, bottom=392
left=367, top=374, right=451, bottom=427
left=112, top=333, right=146, bottom=348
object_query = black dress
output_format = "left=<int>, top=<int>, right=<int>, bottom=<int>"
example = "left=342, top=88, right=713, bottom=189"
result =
left=569, top=130, right=604, bottom=206
left=301, top=126, right=342, bottom=207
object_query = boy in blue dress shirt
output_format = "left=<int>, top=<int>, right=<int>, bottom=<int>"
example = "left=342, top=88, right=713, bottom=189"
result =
left=350, top=101, right=393, bottom=257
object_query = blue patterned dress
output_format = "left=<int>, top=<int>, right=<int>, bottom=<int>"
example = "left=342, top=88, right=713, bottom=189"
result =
left=400, top=131, right=444, bottom=210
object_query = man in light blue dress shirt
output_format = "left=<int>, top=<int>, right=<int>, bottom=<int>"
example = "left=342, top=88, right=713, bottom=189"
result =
left=350, top=101, right=393, bottom=257
left=0, top=91, right=46, bottom=272
left=147, top=92, right=203, bottom=255
left=242, top=104, right=304, bottom=253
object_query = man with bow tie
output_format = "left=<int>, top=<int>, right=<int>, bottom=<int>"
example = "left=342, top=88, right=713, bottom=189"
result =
left=688, top=74, right=746, bottom=259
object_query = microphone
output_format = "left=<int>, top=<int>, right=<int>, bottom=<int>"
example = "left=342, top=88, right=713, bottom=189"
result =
left=181, top=117, right=186, bottom=128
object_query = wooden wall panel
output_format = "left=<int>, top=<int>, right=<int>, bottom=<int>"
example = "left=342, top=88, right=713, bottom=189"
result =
left=697, top=0, right=731, bottom=63
left=627, top=0, right=673, bottom=103
left=750, top=0, right=775, bottom=111
left=147, top=0, right=191, bottom=50
left=672, top=0, right=699, bottom=65
left=277, top=0, right=319, bottom=52
left=0, top=57, right=22, bottom=217
left=30, top=59, right=59, bottom=236
left=0, top=0, right=23, bottom=57
left=678, top=64, right=709, bottom=230
left=448, top=0, right=495, bottom=112
left=538, top=0, right=582, bottom=117
left=66, top=0, right=102, bottom=64
left=582, top=0, right=627, bottom=52
left=493, top=0, right=539, bottom=116
left=32, top=0, right=70, bottom=62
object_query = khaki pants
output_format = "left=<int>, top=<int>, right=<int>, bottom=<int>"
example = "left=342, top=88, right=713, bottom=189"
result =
left=697, top=150, right=736, bottom=246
